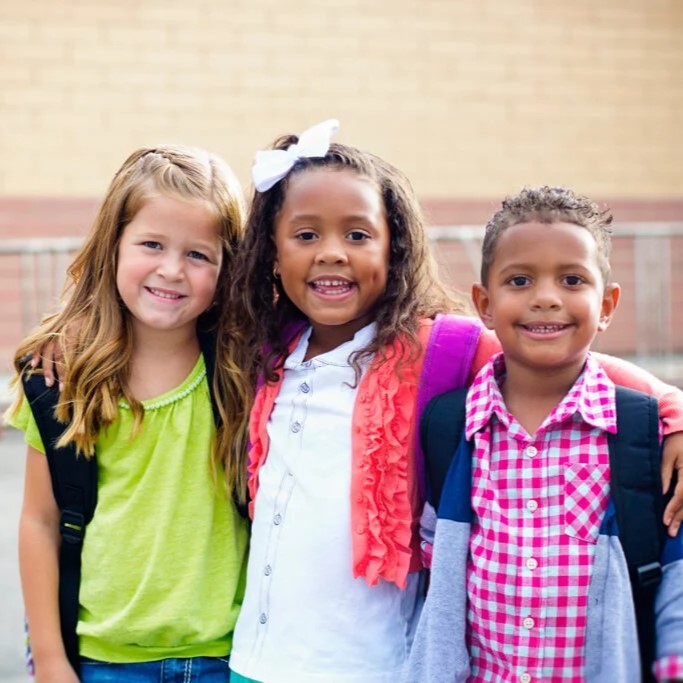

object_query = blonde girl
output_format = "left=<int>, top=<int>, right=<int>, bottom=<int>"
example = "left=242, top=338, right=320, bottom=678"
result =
left=7, top=146, right=251, bottom=683
left=228, top=120, right=683, bottom=683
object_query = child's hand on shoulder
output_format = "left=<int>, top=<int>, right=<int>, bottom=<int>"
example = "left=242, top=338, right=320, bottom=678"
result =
left=662, top=431, right=683, bottom=537
left=30, top=339, right=63, bottom=390
left=28, top=317, right=85, bottom=390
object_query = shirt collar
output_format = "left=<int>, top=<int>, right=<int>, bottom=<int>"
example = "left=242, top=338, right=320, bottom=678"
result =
left=466, top=352, right=617, bottom=438
left=284, top=322, right=378, bottom=370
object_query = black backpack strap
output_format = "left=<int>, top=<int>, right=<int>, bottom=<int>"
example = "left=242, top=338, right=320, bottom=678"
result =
left=21, top=368, right=97, bottom=677
left=609, top=385, right=666, bottom=682
left=422, top=383, right=667, bottom=678
left=198, top=329, right=221, bottom=428
left=420, top=388, right=469, bottom=509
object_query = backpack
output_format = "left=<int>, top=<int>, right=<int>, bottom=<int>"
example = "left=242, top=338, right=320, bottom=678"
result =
left=20, top=329, right=225, bottom=677
left=414, top=314, right=483, bottom=502
left=420, top=384, right=669, bottom=683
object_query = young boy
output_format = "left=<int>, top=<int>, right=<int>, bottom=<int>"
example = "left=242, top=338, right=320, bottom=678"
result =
left=405, top=187, right=683, bottom=682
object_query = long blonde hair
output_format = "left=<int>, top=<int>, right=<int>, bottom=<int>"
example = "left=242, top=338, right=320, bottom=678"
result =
left=9, top=145, right=253, bottom=503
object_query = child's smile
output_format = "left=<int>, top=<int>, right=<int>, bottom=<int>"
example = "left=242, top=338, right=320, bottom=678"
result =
left=144, top=286, right=187, bottom=301
left=116, top=195, right=222, bottom=341
left=273, top=168, right=390, bottom=354
left=519, top=321, right=573, bottom=337
left=473, top=220, right=620, bottom=382
left=308, top=276, right=355, bottom=298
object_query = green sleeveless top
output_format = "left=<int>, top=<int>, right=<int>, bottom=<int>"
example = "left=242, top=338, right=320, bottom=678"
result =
left=11, top=355, right=248, bottom=662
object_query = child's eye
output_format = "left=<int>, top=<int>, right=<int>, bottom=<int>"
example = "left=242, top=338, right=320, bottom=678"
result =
left=188, top=250, right=209, bottom=262
left=507, top=275, right=530, bottom=287
left=295, top=230, right=317, bottom=241
left=347, top=230, right=369, bottom=242
left=142, top=240, right=162, bottom=250
left=562, top=274, right=584, bottom=286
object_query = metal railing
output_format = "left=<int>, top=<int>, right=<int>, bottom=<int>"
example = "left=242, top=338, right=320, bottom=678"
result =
left=428, top=222, right=683, bottom=360
left=0, top=237, right=82, bottom=334
left=1, top=222, right=683, bottom=361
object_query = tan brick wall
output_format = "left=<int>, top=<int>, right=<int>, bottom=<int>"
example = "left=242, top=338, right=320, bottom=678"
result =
left=1, top=1, right=683, bottom=380
left=1, top=0, right=682, bottom=200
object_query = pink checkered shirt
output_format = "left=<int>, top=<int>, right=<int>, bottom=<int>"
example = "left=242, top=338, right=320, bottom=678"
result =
left=465, top=353, right=615, bottom=682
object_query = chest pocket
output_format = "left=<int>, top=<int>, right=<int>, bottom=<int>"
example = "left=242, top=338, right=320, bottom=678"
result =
left=564, top=462, right=610, bottom=543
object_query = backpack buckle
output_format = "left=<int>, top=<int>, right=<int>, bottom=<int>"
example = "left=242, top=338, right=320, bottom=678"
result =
left=636, top=561, right=662, bottom=589
left=60, top=510, right=86, bottom=544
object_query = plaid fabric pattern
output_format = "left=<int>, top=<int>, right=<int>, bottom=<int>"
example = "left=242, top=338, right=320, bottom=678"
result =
left=24, top=618, right=34, bottom=677
left=654, top=654, right=683, bottom=680
left=465, top=353, right=615, bottom=682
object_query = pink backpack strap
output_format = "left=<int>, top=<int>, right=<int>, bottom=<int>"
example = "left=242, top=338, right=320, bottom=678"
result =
left=415, top=314, right=483, bottom=501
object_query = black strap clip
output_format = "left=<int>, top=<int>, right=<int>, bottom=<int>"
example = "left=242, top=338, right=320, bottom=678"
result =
left=636, top=561, right=662, bottom=589
left=60, top=510, right=86, bottom=545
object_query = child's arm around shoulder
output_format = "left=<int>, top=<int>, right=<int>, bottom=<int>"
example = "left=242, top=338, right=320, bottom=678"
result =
left=469, top=329, right=683, bottom=433
left=469, top=329, right=683, bottom=428
left=593, top=352, right=683, bottom=434
left=19, top=447, right=79, bottom=683
left=592, top=351, right=683, bottom=536
left=467, top=331, right=683, bottom=533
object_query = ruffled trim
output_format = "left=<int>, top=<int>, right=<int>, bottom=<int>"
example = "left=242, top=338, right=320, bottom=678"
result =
left=351, top=337, right=423, bottom=589
left=246, top=387, right=265, bottom=519
left=249, top=322, right=307, bottom=517
left=247, top=370, right=282, bottom=519
left=247, top=326, right=426, bottom=588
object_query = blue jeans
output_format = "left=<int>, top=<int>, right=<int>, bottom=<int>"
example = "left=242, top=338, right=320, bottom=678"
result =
left=80, top=656, right=231, bottom=682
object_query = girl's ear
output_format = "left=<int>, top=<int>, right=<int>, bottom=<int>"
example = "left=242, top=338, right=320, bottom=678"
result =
left=598, top=282, right=621, bottom=332
left=472, top=282, right=494, bottom=329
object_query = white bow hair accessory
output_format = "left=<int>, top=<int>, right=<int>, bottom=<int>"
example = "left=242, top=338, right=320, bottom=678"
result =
left=251, top=118, right=340, bottom=192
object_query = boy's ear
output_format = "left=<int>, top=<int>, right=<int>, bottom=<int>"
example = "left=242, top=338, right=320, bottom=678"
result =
left=598, top=282, right=621, bottom=332
left=472, top=283, right=494, bottom=329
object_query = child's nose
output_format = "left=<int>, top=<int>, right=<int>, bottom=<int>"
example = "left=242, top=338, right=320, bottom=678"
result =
left=314, top=238, right=348, bottom=264
left=531, top=282, right=562, bottom=309
left=157, top=253, right=184, bottom=279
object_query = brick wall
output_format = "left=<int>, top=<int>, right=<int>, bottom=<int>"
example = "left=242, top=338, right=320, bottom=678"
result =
left=0, top=0, right=681, bottom=199
left=1, top=0, right=682, bottom=377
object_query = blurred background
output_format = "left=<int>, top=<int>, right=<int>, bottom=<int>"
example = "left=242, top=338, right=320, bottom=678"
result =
left=1, top=0, right=682, bottom=678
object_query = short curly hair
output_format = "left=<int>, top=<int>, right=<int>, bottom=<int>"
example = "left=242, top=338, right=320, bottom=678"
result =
left=481, top=186, right=613, bottom=285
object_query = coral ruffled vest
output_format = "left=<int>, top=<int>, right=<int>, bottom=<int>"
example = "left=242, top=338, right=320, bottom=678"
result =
left=247, top=315, right=482, bottom=588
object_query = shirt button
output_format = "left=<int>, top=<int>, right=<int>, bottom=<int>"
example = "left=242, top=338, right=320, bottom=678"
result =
left=264, top=565, right=272, bottom=576
left=291, top=421, right=302, bottom=433
left=526, top=557, right=538, bottom=570
left=525, top=445, right=538, bottom=457
left=273, top=513, right=282, bottom=525
left=520, top=674, right=532, bottom=683
left=259, top=613, right=267, bottom=624
left=300, top=382, right=310, bottom=393
left=523, top=616, right=535, bottom=629
left=526, top=499, right=539, bottom=512
left=356, top=524, right=365, bottom=534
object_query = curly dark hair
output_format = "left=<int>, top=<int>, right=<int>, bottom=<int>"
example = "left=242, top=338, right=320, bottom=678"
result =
left=232, top=135, right=470, bottom=380
left=481, top=186, right=613, bottom=286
